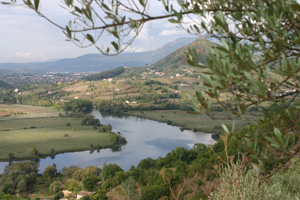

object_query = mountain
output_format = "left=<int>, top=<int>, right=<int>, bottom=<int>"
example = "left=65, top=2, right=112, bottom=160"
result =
left=151, top=38, right=214, bottom=74
left=0, top=37, right=197, bottom=73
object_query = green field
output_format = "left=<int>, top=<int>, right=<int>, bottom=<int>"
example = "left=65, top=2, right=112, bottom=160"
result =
left=127, top=110, right=261, bottom=133
left=0, top=116, right=114, bottom=160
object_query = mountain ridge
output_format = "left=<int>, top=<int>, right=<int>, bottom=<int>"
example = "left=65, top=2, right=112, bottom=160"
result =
left=0, top=37, right=198, bottom=73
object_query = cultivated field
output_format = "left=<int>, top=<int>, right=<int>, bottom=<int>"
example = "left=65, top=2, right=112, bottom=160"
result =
left=0, top=104, right=58, bottom=119
left=0, top=104, right=114, bottom=160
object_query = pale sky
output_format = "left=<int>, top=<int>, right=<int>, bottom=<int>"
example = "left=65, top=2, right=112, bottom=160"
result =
left=0, top=1, right=192, bottom=63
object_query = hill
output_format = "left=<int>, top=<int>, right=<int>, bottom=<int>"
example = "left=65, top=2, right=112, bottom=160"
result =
left=83, top=67, right=125, bottom=81
left=152, top=38, right=214, bottom=74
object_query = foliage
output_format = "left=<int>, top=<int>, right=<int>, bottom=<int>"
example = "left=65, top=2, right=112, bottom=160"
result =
left=43, top=164, right=57, bottom=179
left=62, top=99, right=93, bottom=114
left=0, top=192, right=13, bottom=200
left=121, top=177, right=139, bottom=200
left=49, top=181, right=61, bottom=194
left=62, top=166, right=85, bottom=181
left=0, top=89, right=16, bottom=104
left=82, top=173, right=101, bottom=191
left=143, top=79, right=165, bottom=86
left=0, top=80, right=13, bottom=89
left=84, top=67, right=125, bottom=81
left=0, top=161, right=38, bottom=194
left=101, top=163, right=123, bottom=180
left=209, top=158, right=300, bottom=200
left=81, top=114, right=101, bottom=126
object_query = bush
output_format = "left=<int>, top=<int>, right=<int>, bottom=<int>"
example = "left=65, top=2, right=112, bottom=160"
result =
left=196, top=179, right=203, bottom=186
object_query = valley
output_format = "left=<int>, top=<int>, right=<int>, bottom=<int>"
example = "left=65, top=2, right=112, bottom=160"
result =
left=0, top=36, right=297, bottom=200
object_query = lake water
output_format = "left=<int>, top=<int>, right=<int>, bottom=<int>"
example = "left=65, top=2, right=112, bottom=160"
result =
left=0, top=110, right=214, bottom=173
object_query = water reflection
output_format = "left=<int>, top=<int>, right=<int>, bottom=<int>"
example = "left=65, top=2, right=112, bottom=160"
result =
left=0, top=110, right=214, bottom=173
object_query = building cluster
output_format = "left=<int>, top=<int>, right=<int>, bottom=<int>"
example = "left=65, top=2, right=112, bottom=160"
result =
left=3, top=72, right=88, bottom=85
left=141, top=67, right=195, bottom=79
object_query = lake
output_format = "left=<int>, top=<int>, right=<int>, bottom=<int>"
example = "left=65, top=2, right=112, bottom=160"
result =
left=0, top=110, right=215, bottom=173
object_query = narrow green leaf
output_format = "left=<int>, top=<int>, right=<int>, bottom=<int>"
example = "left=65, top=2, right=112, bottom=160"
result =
left=34, top=0, right=39, bottom=11
left=101, top=3, right=111, bottom=11
left=274, top=128, right=284, bottom=145
left=221, top=124, right=229, bottom=134
left=111, top=41, right=119, bottom=51
left=86, top=34, right=94, bottom=43
left=139, top=0, right=145, bottom=7
left=168, top=19, right=179, bottom=23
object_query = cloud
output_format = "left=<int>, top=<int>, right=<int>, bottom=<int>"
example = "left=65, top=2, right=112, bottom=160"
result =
left=136, top=26, right=154, bottom=42
left=16, top=52, right=32, bottom=58
left=160, top=29, right=186, bottom=36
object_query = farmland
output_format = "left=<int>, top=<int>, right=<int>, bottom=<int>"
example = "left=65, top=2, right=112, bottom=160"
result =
left=0, top=105, right=116, bottom=160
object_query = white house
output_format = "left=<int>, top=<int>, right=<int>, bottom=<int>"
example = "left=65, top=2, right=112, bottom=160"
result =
left=77, top=191, right=96, bottom=199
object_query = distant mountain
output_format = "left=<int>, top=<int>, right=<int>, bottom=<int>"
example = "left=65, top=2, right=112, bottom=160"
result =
left=0, top=37, right=197, bottom=73
left=151, top=38, right=214, bottom=74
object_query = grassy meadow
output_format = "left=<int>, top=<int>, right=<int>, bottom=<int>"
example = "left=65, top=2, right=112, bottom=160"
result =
left=127, top=110, right=261, bottom=132
left=0, top=104, right=58, bottom=118
left=0, top=105, right=114, bottom=160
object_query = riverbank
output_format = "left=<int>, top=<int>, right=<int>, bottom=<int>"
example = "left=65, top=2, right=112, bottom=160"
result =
left=126, top=110, right=260, bottom=134
left=0, top=105, right=125, bottom=161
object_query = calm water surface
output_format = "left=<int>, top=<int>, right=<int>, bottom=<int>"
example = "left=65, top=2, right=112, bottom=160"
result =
left=0, top=110, right=214, bottom=173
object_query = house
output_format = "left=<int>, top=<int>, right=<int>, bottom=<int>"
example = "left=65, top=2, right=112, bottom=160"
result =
left=13, top=88, right=19, bottom=93
left=18, top=91, right=27, bottom=95
left=179, top=83, right=189, bottom=87
left=57, top=81, right=62, bottom=85
left=108, top=78, right=113, bottom=82
left=48, top=91, right=53, bottom=94
left=62, top=190, right=72, bottom=197
left=77, top=191, right=96, bottom=199
left=175, top=91, right=182, bottom=93
left=125, top=101, right=129, bottom=104
left=176, top=73, right=181, bottom=77
left=74, top=96, right=79, bottom=99
left=115, top=89, right=120, bottom=92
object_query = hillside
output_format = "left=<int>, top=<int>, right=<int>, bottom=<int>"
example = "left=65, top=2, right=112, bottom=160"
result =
left=0, top=79, right=13, bottom=89
left=152, top=38, right=214, bottom=74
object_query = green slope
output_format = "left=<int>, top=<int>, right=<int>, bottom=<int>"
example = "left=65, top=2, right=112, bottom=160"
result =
left=0, top=79, right=13, bottom=89
left=152, top=38, right=214, bottom=74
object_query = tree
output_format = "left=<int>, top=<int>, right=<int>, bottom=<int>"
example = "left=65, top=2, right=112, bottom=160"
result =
left=101, top=163, right=123, bottom=180
left=43, top=164, right=57, bottom=179
left=82, top=173, right=101, bottom=191
left=3, top=0, right=300, bottom=171
left=49, top=181, right=62, bottom=194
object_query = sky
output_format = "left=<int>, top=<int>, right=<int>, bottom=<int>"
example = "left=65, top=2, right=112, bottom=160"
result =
left=0, top=1, right=192, bottom=63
